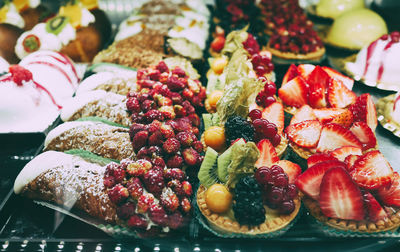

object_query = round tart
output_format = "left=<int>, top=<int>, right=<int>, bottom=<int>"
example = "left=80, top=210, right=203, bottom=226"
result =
left=197, top=185, right=301, bottom=237
left=266, top=43, right=325, bottom=61
left=376, top=94, right=400, bottom=138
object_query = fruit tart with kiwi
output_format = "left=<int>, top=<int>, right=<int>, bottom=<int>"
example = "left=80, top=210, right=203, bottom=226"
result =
left=284, top=91, right=378, bottom=161
left=196, top=138, right=301, bottom=237
left=296, top=150, right=400, bottom=235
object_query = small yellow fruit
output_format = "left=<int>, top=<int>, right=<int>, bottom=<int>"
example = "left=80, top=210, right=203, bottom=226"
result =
left=204, top=126, right=225, bottom=151
left=205, top=184, right=232, bottom=213
left=211, top=57, right=228, bottom=75
left=207, top=90, right=223, bottom=108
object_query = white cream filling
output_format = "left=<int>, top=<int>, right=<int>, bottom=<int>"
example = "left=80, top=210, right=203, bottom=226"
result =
left=76, top=72, right=115, bottom=95
left=80, top=7, right=95, bottom=27
left=4, top=4, right=25, bottom=28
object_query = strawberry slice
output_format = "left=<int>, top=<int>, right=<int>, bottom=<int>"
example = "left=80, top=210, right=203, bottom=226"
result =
left=307, top=66, right=330, bottom=108
left=319, top=167, right=365, bottom=221
left=255, top=139, right=279, bottom=168
left=322, top=66, right=354, bottom=90
left=282, top=64, right=300, bottom=86
left=278, top=76, right=308, bottom=108
left=316, top=123, right=362, bottom=153
left=349, top=121, right=377, bottom=150
left=274, top=160, right=302, bottom=184
left=262, top=102, right=284, bottom=134
left=327, top=78, right=356, bottom=108
left=349, top=93, right=377, bottom=131
left=307, top=153, right=338, bottom=168
left=297, top=64, right=315, bottom=79
left=351, top=150, right=393, bottom=190
left=285, top=120, right=322, bottom=148
left=344, top=154, right=360, bottom=172
left=331, top=146, right=362, bottom=162
left=363, top=191, right=388, bottom=222
left=330, top=109, right=353, bottom=128
left=377, top=172, right=400, bottom=207
left=290, top=105, right=317, bottom=125
left=313, top=108, right=347, bottom=124
left=295, top=160, right=347, bottom=200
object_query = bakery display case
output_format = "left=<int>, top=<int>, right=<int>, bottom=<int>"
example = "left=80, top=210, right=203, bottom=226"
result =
left=1, top=0, right=400, bottom=251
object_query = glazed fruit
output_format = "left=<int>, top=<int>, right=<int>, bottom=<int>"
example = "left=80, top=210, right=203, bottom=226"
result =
left=205, top=184, right=233, bottom=213
left=204, top=126, right=226, bottom=151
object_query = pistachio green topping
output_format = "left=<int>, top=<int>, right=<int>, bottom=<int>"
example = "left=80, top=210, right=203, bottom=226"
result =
left=75, top=117, right=129, bottom=129
left=64, top=149, right=119, bottom=166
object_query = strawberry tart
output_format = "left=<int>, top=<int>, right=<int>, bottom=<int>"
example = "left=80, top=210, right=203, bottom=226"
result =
left=346, top=32, right=400, bottom=91
left=0, top=51, right=79, bottom=132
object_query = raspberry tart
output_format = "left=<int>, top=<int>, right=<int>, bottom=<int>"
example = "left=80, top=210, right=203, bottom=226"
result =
left=196, top=138, right=301, bottom=237
left=297, top=150, right=400, bottom=235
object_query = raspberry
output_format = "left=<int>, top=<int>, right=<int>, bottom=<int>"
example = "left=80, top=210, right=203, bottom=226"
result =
left=148, top=69, right=161, bottom=81
left=137, top=194, right=155, bottom=213
left=103, top=176, right=115, bottom=188
left=144, top=109, right=164, bottom=123
left=192, top=141, right=204, bottom=153
left=198, top=86, right=206, bottom=100
left=174, top=105, right=186, bottom=117
left=136, top=147, right=149, bottom=159
left=113, top=167, right=126, bottom=183
left=127, top=177, right=144, bottom=200
left=182, top=88, right=194, bottom=100
left=182, top=181, right=192, bottom=196
left=156, top=95, right=173, bottom=106
left=182, top=148, right=200, bottom=166
left=149, top=203, right=168, bottom=226
left=187, top=114, right=200, bottom=127
left=170, top=92, right=183, bottom=105
left=168, top=212, right=184, bottom=230
left=107, top=184, right=129, bottom=204
left=136, top=69, right=148, bottom=80
left=151, top=156, right=165, bottom=167
left=129, top=123, right=146, bottom=140
left=160, top=187, right=179, bottom=213
left=167, top=180, right=185, bottom=196
left=131, top=113, right=144, bottom=123
left=132, top=130, right=148, bottom=151
left=9, top=65, right=33, bottom=86
left=163, top=138, right=181, bottom=154
left=138, top=93, right=151, bottom=103
left=143, top=169, right=165, bottom=195
left=148, top=146, right=163, bottom=157
left=166, top=155, right=184, bottom=169
left=159, top=72, right=169, bottom=83
left=187, top=79, right=200, bottom=93
left=156, top=61, right=169, bottom=73
left=126, top=160, right=152, bottom=177
left=160, top=124, right=175, bottom=139
left=116, top=202, right=136, bottom=220
left=182, top=101, right=195, bottom=115
left=176, top=132, right=194, bottom=147
left=141, top=99, right=155, bottom=112
left=180, top=197, right=192, bottom=213
left=139, top=79, right=156, bottom=89
left=166, top=75, right=186, bottom=91
left=148, top=132, right=164, bottom=146
left=164, top=168, right=186, bottom=181
left=172, top=67, right=186, bottom=77
left=119, top=159, right=135, bottom=170
left=159, top=105, right=176, bottom=119
left=146, top=120, right=162, bottom=133
left=126, top=97, right=140, bottom=113
left=174, top=117, right=192, bottom=132
left=127, top=214, right=148, bottom=229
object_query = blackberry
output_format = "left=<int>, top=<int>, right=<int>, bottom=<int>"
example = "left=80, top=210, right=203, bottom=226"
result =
left=232, top=176, right=266, bottom=226
left=224, top=116, right=255, bottom=144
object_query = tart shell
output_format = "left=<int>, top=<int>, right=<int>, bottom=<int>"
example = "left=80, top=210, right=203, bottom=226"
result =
left=266, top=43, right=325, bottom=61
left=377, top=94, right=400, bottom=138
left=303, top=196, right=400, bottom=233
left=196, top=185, right=301, bottom=236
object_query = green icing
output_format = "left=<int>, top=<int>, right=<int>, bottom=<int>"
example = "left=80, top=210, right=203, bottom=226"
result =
left=64, top=149, right=119, bottom=166
left=75, top=117, right=129, bottom=129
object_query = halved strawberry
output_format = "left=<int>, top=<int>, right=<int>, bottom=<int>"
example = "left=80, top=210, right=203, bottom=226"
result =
left=285, top=120, right=322, bottom=148
left=316, top=123, right=362, bottom=153
left=307, top=66, right=330, bottom=108
left=255, top=139, right=279, bottom=168
left=282, top=64, right=300, bottom=86
left=290, top=105, right=317, bottom=125
left=351, top=150, right=393, bottom=190
left=327, top=78, right=356, bottom=108
left=319, top=167, right=365, bottom=221
left=274, top=160, right=302, bottom=184
left=321, top=66, right=354, bottom=90
left=313, top=108, right=347, bottom=124
left=349, top=121, right=377, bottom=150
left=349, top=93, right=377, bottom=132
left=331, top=146, right=362, bottom=162
left=344, top=154, right=360, bottom=172
left=262, top=102, right=284, bottom=134
left=296, top=160, right=347, bottom=200
left=297, top=64, right=315, bottom=79
left=278, top=76, right=308, bottom=108
left=377, top=172, right=400, bottom=207
left=307, top=153, right=338, bottom=169
left=330, top=109, right=353, bottom=128
left=363, top=191, right=388, bottom=222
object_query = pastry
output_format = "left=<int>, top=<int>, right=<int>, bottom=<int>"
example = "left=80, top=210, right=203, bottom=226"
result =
left=14, top=151, right=195, bottom=236
left=296, top=150, right=400, bottom=234
left=197, top=138, right=301, bottom=237
left=346, top=32, right=400, bottom=91
left=15, top=0, right=111, bottom=62
left=376, top=93, right=400, bottom=137
left=0, top=51, right=78, bottom=133
left=326, top=9, right=388, bottom=51
left=44, top=121, right=133, bottom=161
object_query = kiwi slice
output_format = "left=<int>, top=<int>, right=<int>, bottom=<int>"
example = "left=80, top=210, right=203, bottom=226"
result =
left=198, top=147, right=219, bottom=188
left=46, top=16, right=69, bottom=35
left=202, top=113, right=221, bottom=131
left=217, top=138, right=245, bottom=183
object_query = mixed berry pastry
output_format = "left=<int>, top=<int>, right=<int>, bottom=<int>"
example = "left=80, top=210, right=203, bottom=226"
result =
left=196, top=138, right=301, bottom=237
left=296, top=150, right=400, bottom=234
left=346, top=32, right=400, bottom=91
left=14, top=151, right=195, bottom=237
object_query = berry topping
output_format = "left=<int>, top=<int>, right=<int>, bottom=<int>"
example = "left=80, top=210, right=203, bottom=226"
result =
left=224, top=116, right=255, bottom=144
left=255, top=139, right=279, bottom=168
left=278, top=76, right=308, bottom=108
left=316, top=123, right=362, bottom=153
